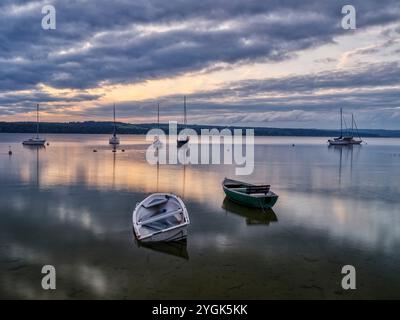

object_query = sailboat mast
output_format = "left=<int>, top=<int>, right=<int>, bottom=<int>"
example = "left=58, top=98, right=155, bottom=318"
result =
left=351, top=113, right=354, bottom=136
left=340, top=108, right=343, bottom=137
left=113, top=103, right=116, bottom=136
left=184, top=96, right=187, bottom=126
left=36, top=104, right=39, bottom=138
left=353, top=114, right=362, bottom=140
left=158, top=102, right=160, bottom=129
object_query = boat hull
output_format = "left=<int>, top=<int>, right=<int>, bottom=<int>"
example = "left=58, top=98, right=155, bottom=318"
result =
left=222, top=179, right=278, bottom=209
left=22, top=138, right=46, bottom=146
left=328, top=140, right=350, bottom=145
left=109, top=136, right=120, bottom=145
left=328, top=139, right=362, bottom=146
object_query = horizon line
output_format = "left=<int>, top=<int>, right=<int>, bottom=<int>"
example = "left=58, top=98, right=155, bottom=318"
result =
left=1, top=120, right=399, bottom=133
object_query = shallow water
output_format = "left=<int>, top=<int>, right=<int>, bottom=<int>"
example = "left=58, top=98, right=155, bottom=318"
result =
left=1, top=133, right=400, bottom=299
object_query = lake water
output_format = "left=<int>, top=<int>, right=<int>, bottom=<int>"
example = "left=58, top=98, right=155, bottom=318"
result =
left=1, top=133, right=400, bottom=299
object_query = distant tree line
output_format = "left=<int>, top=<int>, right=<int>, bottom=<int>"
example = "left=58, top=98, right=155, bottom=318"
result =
left=0, top=121, right=399, bottom=137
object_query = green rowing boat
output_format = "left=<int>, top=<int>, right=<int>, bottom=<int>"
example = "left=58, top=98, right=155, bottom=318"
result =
left=222, top=178, right=279, bottom=209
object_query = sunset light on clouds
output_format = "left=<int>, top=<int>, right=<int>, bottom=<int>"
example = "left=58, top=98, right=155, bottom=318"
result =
left=1, top=0, right=399, bottom=128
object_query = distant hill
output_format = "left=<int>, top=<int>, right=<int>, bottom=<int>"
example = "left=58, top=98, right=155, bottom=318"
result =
left=1, top=121, right=400, bottom=138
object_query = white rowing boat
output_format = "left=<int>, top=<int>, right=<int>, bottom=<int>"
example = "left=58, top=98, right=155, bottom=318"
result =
left=132, top=193, right=190, bottom=242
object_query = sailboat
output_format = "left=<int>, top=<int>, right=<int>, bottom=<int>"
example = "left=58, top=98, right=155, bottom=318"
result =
left=109, top=103, right=120, bottom=145
left=328, top=108, right=362, bottom=146
left=22, top=104, right=46, bottom=146
left=177, top=96, right=189, bottom=148
left=152, top=102, right=162, bottom=149
left=346, top=113, right=362, bottom=145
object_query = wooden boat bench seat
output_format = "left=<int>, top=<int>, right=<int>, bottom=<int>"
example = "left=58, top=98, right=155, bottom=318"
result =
left=246, top=185, right=271, bottom=194
left=139, top=209, right=183, bottom=226
left=225, top=183, right=244, bottom=188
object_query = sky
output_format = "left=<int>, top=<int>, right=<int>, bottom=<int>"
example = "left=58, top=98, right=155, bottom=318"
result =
left=0, top=0, right=399, bottom=129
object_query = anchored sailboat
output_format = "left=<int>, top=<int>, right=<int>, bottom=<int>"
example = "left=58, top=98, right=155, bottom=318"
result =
left=328, top=108, right=362, bottom=146
left=177, top=96, right=189, bottom=148
left=22, top=104, right=46, bottom=146
left=109, top=103, right=120, bottom=145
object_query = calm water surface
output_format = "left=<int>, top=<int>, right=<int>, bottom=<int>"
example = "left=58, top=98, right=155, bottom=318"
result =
left=1, top=134, right=400, bottom=299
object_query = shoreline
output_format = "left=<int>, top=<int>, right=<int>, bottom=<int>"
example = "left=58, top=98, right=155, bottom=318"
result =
left=1, top=122, right=400, bottom=138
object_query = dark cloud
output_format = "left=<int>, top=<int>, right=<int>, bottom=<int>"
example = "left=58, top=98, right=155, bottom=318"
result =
left=0, top=0, right=399, bottom=91
left=0, top=90, right=102, bottom=115
left=193, top=62, right=400, bottom=98
left=1, top=0, right=400, bottom=128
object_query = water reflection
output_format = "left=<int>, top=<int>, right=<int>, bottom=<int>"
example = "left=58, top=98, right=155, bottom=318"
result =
left=135, top=239, right=189, bottom=260
left=222, top=198, right=278, bottom=225
left=328, top=144, right=362, bottom=186
left=1, top=134, right=400, bottom=299
left=22, top=144, right=45, bottom=188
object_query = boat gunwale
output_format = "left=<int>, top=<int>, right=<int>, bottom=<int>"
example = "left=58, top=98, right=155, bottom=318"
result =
left=222, top=178, right=278, bottom=199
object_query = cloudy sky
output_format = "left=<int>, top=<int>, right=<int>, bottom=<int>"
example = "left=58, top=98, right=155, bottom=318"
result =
left=0, top=0, right=399, bottom=129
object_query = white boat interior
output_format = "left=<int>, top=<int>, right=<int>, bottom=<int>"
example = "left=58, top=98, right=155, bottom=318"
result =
left=133, top=193, right=189, bottom=242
